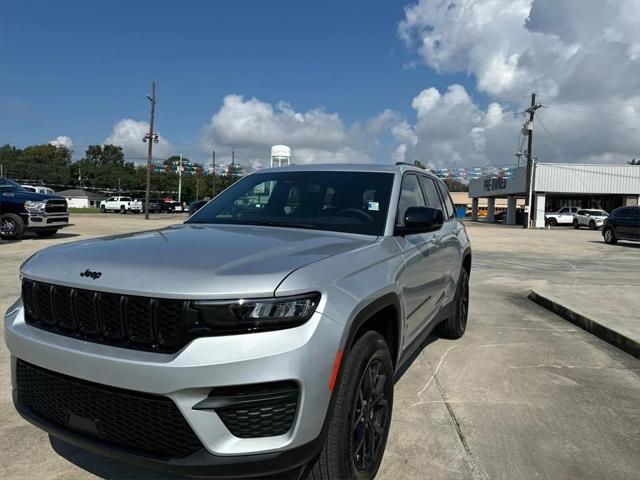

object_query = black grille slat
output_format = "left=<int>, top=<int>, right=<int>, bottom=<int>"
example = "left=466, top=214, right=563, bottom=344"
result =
left=22, top=281, right=189, bottom=353
left=16, top=360, right=202, bottom=458
left=34, top=283, right=56, bottom=325
left=52, top=286, right=75, bottom=329
left=127, top=297, right=153, bottom=344
left=75, top=290, right=99, bottom=335
left=100, top=293, right=124, bottom=339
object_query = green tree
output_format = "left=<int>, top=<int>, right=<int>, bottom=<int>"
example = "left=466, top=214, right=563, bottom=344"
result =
left=413, top=160, right=425, bottom=169
left=444, top=178, right=468, bottom=192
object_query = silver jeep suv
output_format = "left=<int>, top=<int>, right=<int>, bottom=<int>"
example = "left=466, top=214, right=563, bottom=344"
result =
left=5, top=163, right=471, bottom=479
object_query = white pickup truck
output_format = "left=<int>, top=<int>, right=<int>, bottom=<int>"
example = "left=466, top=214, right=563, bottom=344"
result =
left=544, top=206, right=579, bottom=226
left=99, top=196, right=142, bottom=214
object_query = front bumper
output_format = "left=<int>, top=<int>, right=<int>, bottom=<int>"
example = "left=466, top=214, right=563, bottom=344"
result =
left=26, top=212, right=70, bottom=229
left=5, top=301, right=343, bottom=474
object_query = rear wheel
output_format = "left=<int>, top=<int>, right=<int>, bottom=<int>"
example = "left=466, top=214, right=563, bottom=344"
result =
left=573, top=219, right=579, bottom=229
left=303, top=331, right=393, bottom=480
left=100, top=205, right=106, bottom=213
left=603, top=228, right=617, bottom=244
left=35, top=229, right=58, bottom=238
left=0, top=213, right=25, bottom=240
left=438, top=267, right=470, bottom=339
left=589, top=220, right=596, bottom=230
left=120, top=206, right=127, bottom=214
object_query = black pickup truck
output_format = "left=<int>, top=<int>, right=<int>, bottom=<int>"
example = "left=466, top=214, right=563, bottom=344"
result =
left=0, top=178, right=70, bottom=240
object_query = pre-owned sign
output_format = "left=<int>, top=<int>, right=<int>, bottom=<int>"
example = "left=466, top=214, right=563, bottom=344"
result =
left=483, top=177, right=508, bottom=192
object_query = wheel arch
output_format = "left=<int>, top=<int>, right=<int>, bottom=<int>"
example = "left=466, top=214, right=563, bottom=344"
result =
left=344, top=293, right=402, bottom=369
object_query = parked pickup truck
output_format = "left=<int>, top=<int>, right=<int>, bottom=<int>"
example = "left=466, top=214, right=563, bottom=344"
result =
left=1, top=178, right=70, bottom=240
left=99, top=196, right=142, bottom=214
left=545, top=206, right=579, bottom=226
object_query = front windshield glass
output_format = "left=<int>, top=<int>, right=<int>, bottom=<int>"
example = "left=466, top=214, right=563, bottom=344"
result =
left=0, top=178, right=27, bottom=193
left=186, top=171, right=394, bottom=236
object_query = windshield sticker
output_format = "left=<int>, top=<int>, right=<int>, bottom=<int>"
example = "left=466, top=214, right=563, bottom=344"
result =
left=368, top=201, right=379, bottom=211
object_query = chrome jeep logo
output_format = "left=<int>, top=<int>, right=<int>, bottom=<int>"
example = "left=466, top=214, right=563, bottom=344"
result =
left=80, top=269, right=102, bottom=280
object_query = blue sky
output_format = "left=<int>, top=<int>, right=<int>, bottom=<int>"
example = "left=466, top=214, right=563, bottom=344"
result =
left=1, top=0, right=638, bottom=167
left=1, top=1, right=471, bottom=156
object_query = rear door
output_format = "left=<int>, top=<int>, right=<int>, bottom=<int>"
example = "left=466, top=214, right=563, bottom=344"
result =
left=395, top=174, right=446, bottom=346
left=433, top=179, right=463, bottom=304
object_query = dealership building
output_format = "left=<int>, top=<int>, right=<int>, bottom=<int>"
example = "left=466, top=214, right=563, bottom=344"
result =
left=468, top=163, right=640, bottom=227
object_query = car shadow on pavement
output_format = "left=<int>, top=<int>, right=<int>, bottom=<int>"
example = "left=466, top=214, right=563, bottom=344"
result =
left=49, top=436, right=189, bottom=479
left=587, top=240, right=639, bottom=248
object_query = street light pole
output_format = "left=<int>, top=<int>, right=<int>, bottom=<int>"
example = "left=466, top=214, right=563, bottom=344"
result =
left=143, top=81, right=158, bottom=220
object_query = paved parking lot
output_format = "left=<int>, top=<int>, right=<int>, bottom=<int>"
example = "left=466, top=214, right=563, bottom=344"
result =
left=1, top=216, right=639, bottom=479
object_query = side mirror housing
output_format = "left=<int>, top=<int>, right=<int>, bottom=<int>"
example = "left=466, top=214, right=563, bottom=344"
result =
left=396, top=206, right=444, bottom=236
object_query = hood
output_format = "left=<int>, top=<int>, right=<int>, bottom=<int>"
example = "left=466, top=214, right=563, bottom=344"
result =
left=1, top=190, right=64, bottom=202
left=21, top=224, right=374, bottom=299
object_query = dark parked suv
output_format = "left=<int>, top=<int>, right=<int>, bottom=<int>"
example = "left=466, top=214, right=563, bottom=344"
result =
left=602, top=206, right=640, bottom=244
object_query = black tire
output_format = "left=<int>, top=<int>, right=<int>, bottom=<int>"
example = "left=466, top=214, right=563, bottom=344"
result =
left=573, top=219, right=579, bottom=229
left=303, top=331, right=393, bottom=480
left=35, top=229, right=58, bottom=238
left=120, top=206, right=127, bottom=214
left=100, top=205, right=106, bottom=213
left=0, top=213, right=25, bottom=240
left=438, top=267, right=470, bottom=339
left=546, top=218, right=557, bottom=227
left=589, top=220, right=596, bottom=230
left=603, top=228, right=617, bottom=245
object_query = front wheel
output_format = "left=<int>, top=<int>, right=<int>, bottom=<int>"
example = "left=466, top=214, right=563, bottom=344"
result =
left=603, top=228, right=617, bottom=244
left=0, top=213, right=25, bottom=240
left=100, top=205, right=106, bottom=213
left=546, top=218, right=557, bottom=227
left=303, top=331, right=393, bottom=480
left=438, top=267, right=469, bottom=339
left=573, top=219, right=579, bottom=229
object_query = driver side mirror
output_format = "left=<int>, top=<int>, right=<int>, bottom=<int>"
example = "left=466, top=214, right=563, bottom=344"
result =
left=395, top=206, right=443, bottom=236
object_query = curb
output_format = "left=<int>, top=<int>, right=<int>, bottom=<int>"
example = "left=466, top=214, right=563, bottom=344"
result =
left=528, top=290, right=640, bottom=359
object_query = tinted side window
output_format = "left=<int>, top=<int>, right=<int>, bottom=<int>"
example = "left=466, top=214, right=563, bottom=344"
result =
left=419, top=176, right=442, bottom=210
left=435, top=181, right=455, bottom=219
left=577, top=210, right=586, bottom=215
left=629, top=208, right=640, bottom=220
left=397, top=175, right=426, bottom=226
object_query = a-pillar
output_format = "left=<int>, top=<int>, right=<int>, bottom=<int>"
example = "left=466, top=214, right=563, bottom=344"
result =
left=487, top=197, right=495, bottom=223
left=471, top=198, right=479, bottom=222
left=506, top=196, right=517, bottom=225
left=534, top=193, right=546, bottom=228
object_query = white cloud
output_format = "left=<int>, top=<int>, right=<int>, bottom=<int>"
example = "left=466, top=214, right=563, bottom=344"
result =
left=105, top=119, right=173, bottom=162
left=201, top=95, right=382, bottom=166
left=49, top=135, right=73, bottom=149
left=398, top=0, right=640, bottom=165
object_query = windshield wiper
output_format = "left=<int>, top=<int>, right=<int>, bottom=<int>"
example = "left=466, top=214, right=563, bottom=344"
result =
left=254, top=221, right=316, bottom=230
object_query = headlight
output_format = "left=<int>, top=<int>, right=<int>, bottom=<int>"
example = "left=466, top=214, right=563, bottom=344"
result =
left=24, top=200, right=46, bottom=212
left=192, top=293, right=320, bottom=334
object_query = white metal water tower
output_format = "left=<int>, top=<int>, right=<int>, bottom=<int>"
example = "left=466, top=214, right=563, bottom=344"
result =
left=270, top=145, right=291, bottom=167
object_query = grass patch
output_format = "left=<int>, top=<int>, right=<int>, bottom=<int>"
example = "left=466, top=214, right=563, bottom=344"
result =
left=69, top=208, right=101, bottom=213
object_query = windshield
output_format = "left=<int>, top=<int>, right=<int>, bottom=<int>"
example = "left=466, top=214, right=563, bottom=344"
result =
left=0, top=178, right=27, bottom=193
left=186, top=171, right=394, bottom=236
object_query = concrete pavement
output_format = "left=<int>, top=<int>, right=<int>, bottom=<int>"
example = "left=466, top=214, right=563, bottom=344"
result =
left=1, top=218, right=639, bottom=479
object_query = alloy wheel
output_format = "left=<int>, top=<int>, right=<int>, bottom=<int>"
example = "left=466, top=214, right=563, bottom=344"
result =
left=352, top=358, right=389, bottom=472
left=0, top=217, right=16, bottom=237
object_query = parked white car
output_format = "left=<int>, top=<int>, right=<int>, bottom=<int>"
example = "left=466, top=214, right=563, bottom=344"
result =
left=545, top=206, right=579, bottom=226
left=21, top=185, right=55, bottom=195
left=573, top=209, right=608, bottom=230
left=99, top=196, right=142, bottom=214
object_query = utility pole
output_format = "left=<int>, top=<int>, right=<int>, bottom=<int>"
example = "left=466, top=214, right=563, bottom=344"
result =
left=523, top=92, right=542, bottom=228
left=178, top=154, right=182, bottom=205
left=143, top=81, right=158, bottom=219
left=212, top=150, right=216, bottom=197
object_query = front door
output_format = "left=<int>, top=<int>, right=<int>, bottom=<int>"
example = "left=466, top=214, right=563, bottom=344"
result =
left=395, top=174, right=447, bottom=346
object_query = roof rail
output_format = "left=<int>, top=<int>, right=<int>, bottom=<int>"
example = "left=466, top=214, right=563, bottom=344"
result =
left=395, top=161, right=417, bottom=167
